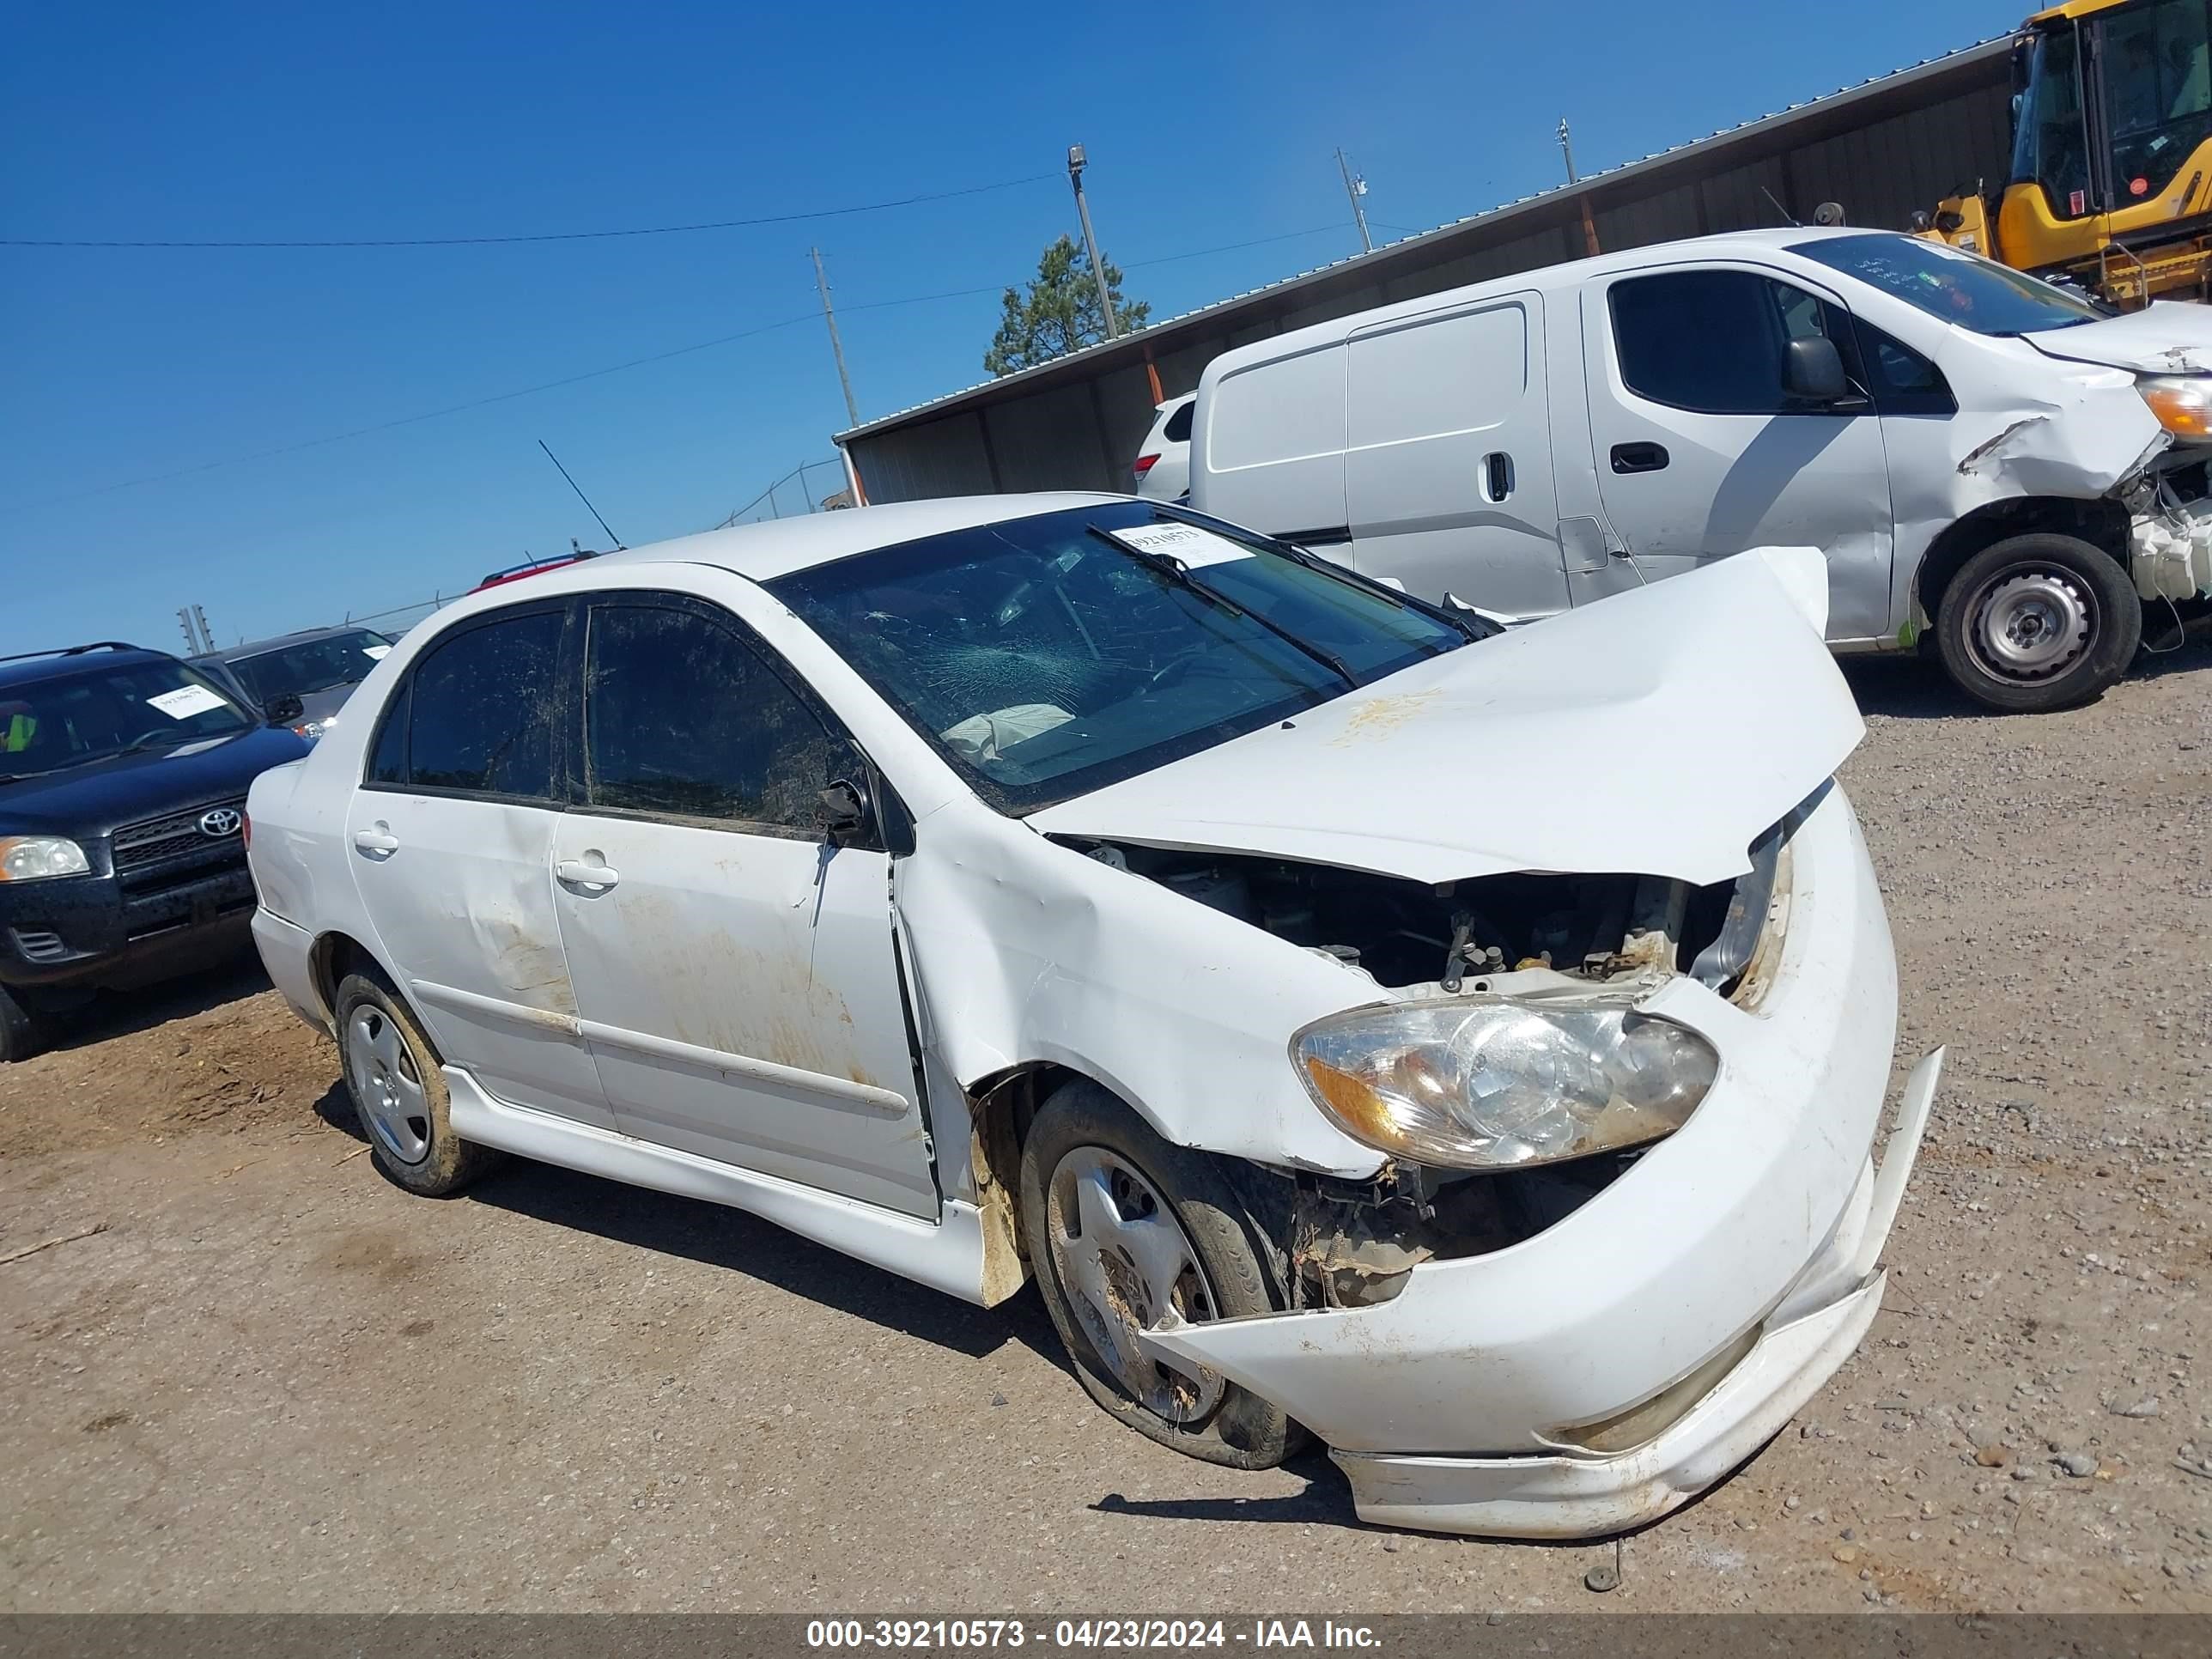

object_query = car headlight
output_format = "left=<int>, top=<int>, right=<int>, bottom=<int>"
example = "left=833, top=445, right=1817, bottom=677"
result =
left=0, top=836, right=92, bottom=882
left=1294, top=995, right=1718, bottom=1170
left=2137, top=375, right=2212, bottom=440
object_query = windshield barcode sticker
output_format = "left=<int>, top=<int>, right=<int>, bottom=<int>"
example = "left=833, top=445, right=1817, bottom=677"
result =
left=1109, top=521, right=1255, bottom=570
left=145, top=684, right=228, bottom=720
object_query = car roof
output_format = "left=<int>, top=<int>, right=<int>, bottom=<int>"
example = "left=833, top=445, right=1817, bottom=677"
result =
left=0, top=644, right=174, bottom=695
left=213, top=623, right=383, bottom=660
left=598, top=491, right=1127, bottom=583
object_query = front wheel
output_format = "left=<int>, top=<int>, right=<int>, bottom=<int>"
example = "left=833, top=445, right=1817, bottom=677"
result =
left=0, top=983, right=45, bottom=1065
left=1019, top=1079, right=1302, bottom=1469
left=1935, top=533, right=2142, bottom=713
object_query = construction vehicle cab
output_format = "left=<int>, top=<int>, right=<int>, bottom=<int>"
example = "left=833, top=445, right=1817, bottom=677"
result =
left=1929, top=1, right=2212, bottom=304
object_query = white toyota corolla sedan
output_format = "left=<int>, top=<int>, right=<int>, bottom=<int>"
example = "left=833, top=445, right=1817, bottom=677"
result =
left=246, top=494, right=1942, bottom=1538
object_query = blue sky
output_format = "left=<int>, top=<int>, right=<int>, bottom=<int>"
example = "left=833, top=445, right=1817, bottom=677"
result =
left=3, top=0, right=1996, bottom=654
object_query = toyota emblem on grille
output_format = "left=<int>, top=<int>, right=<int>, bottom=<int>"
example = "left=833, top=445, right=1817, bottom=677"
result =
left=199, top=808, right=243, bottom=838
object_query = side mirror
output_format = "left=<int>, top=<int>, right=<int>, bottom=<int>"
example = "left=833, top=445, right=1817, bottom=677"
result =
left=1784, top=336, right=1852, bottom=404
left=817, top=778, right=873, bottom=844
left=265, top=693, right=305, bottom=727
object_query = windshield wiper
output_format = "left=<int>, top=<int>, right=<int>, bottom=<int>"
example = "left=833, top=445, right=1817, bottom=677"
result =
left=114, top=730, right=198, bottom=757
left=1088, top=525, right=1360, bottom=690
left=1264, top=535, right=1490, bottom=646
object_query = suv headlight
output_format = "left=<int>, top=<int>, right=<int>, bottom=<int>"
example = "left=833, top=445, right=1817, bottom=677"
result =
left=1294, top=995, right=1718, bottom=1170
left=2137, top=374, right=2212, bottom=440
left=0, top=836, right=91, bottom=882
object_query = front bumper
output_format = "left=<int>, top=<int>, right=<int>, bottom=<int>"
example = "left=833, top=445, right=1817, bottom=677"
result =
left=1139, top=787, right=1936, bottom=1538
left=0, top=863, right=256, bottom=994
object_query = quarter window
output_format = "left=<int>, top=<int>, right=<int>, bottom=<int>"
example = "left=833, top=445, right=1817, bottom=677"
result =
left=398, top=609, right=564, bottom=799
left=1610, top=270, right=1846, bottom=416
left=581, top=603, right=845, bottom=831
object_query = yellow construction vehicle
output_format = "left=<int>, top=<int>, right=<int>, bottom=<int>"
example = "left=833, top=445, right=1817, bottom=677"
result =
left=1924, top=0, right=2212, bottom=305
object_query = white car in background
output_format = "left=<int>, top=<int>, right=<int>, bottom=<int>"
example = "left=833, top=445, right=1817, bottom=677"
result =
left=245, top=493, right=1941, bottom=1539
left=1132, top=393, right=1194, bottom=501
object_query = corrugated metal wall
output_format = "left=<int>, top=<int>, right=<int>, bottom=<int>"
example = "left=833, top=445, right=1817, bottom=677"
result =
left=848, top=52, right=2014, bottom=504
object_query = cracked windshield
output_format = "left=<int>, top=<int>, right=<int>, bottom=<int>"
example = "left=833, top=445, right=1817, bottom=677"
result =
left=769, top=503, right=1470, bottom=811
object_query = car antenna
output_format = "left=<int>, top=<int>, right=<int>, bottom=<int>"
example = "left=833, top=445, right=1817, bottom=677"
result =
left=1761, top=186, right=1801, bottom=228
left=538, top=439, right=625, bottom=550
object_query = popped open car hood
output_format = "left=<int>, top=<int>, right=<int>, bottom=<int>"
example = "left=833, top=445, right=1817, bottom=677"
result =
left=2020, top=301, right=2212, bottom=374
left=1028, top=549, right=1863, bottom=888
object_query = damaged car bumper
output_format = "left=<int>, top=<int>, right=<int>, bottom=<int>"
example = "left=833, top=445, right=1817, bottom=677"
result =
left=1139, top=787, right=1940, bottom=1538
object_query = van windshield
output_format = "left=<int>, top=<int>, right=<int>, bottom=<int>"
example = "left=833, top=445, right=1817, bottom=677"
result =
left=767, top=502, right=1472, bottom=814
left=1790, top=233, right=2106, bottom=335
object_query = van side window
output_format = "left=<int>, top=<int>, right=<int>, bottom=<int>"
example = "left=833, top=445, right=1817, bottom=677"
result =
left=1610, top=270, right=1846, bottom=416
left=581, top=602, right=845, bottom=833
left=1850, top=319, right=1958, bottom=416
left=399, top=609, right=565, bottom=799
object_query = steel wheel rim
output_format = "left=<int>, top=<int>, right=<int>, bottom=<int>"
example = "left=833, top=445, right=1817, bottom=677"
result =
left=1045, top=1146, right=1224, bottom=1424
left=345, top=1006, right=430, bottom=1166
left=1966, top=566, right=2094, bottom=683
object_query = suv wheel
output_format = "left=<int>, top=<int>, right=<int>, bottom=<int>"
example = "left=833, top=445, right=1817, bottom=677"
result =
left=0, top=983, right=45, bottom=1065
left=1935, top=533, right=2142, bottom=713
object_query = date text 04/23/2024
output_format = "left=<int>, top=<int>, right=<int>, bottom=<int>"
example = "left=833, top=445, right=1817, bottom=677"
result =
left=805, top=1621, right=1382, bottom=1650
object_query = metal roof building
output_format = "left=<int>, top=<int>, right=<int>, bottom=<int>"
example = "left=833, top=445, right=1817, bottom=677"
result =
left=837, top=37, right=2014, bottom=504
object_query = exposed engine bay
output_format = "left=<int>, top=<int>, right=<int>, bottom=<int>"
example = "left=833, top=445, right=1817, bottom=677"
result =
left=1068, top=838, right=1741, bottom=993
left=1060, top=828, right=1799, bottom=1310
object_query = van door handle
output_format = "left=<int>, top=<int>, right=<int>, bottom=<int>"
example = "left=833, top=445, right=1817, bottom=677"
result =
left=352, top=824, right=399, bottom=857
left=1610, top=442, right=1671, bottom=474
left=1481, top=452, right=1514, bottom=501
left=556, top=857, right=620, bottom=890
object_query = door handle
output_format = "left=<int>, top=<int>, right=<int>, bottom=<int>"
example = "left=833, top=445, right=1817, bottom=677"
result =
left=1610, top=441, right=1671, bottom=474
left=556, top=857, right=620, bottom=890
left=352, top=824, right=399, bottom=857
left=1481, top=451, right=1515, bottom=501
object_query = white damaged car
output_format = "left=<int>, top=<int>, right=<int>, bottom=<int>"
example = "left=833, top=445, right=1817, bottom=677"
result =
left=245, top=494, right=1943, bottom=1538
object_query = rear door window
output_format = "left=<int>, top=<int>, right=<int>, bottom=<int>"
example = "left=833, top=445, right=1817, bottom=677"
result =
left=580, top=600, right=848, bottom=834
left=380, top=607, right=565, bottom=799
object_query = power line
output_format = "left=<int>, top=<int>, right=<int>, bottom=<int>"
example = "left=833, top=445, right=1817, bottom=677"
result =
left=26, top=224, right=1358, bottom=506
left=1, top=173, right=1060, bottom=249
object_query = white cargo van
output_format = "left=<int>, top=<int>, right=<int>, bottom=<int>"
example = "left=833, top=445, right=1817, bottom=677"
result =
left=1188, top=227, right=2212, bottom=711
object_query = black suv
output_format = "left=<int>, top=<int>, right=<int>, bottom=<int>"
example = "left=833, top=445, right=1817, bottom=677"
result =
left=0, top=641, right=312, bottom=1060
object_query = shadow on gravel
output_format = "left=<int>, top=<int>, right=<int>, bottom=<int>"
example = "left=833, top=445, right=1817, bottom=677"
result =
left=467, top=1156, right=1075, bottom=1370
left=1093, top=1446, right=1350, bottom=1527
left=34, top=950, right=271, bottom=1054
left=1841, top=633, right=2212, bottom=720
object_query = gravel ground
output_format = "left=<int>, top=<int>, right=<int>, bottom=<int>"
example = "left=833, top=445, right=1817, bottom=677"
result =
left=2, top=647, right=2208, bottom=1613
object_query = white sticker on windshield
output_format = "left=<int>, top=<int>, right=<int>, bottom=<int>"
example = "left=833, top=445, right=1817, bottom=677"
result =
left=361, top=644, right=392, bottom=659
left=1109, top=521, right=1256, bottom=570
left=145, top=684, right=228, bottom=720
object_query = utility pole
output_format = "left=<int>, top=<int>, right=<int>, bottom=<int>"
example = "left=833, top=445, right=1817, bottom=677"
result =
left=1067, top=144, right=1119, bottom=341
left=810, top=246, right=861, bottom=430
left=1336, top=149, right=1373, bottom=253
left=1557, top=118, right=1578, bottom=185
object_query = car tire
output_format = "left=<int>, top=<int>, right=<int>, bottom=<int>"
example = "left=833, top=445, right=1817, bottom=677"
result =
left=1935, top=533, right=2142, bottom=713
left=334, top=970, right=498, bottom=1197
left=0, top=983, right=45, bottom=1065
left=1019, top=1079, right=1303, bottom=1469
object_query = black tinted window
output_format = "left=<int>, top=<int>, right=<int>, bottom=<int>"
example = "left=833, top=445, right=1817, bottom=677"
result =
left=583, top=603, right=843, bottom=830
left=367, top=681, right=410, bottom=786
left=1162, top=400, right=1194, bottom=442
left=404, top=610, right=563, bottom=798
left=1611, top=270, right=1842, bottom=415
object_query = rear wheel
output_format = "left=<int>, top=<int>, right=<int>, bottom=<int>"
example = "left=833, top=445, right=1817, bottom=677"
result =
left=1935, top=533, right=2141, bottom=713
left=0, top=983, right=45, bottom=1065
left=335, top=971, right=497, bottom=1196
left=1019, top=1079, right=1301, bottom=1469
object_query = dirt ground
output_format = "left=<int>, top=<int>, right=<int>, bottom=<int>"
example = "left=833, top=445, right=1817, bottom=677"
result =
left=2, top=648, right=2208, bottom=1613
